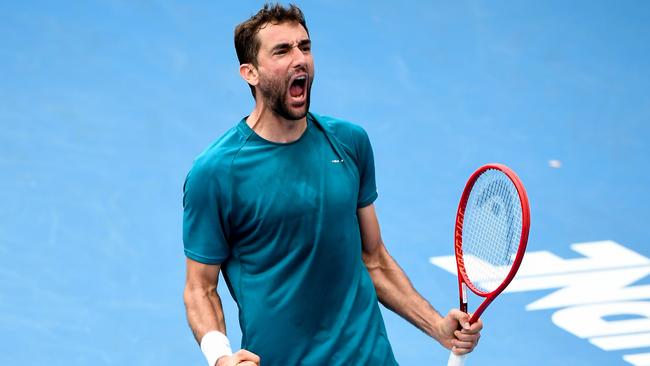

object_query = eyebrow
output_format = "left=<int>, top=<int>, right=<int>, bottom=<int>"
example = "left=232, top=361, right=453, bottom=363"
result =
left=271, top=39, right=311, bottom=52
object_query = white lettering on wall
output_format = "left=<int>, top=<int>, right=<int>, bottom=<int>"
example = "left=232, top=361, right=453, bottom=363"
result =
left=429, top=241, right=650, bottom=366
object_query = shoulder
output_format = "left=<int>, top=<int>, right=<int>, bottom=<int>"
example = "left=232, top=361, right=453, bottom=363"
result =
left=186, top=124, right=247, bottom=188
left=310, top=113, right=371, bottom=149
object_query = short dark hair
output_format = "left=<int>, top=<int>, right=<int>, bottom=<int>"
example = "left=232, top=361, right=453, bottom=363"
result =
left=234, top=3, right=309, bottom=97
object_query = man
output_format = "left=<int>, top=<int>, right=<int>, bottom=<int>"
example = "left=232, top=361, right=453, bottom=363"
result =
left=183, top=4, right=482, bottom=366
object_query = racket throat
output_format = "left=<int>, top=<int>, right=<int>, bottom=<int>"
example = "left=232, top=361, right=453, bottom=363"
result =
left=460, top=283, right=468, bottom=313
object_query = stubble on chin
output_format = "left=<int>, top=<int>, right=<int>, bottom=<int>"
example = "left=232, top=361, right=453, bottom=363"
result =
left=258, top=74, right=310, bottom=121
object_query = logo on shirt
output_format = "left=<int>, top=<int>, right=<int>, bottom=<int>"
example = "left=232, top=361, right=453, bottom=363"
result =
left=331, top=159, right=344, bottom=164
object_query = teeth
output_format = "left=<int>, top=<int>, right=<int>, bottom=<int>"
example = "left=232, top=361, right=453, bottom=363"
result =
left=296, top=76, right=306, bottom=81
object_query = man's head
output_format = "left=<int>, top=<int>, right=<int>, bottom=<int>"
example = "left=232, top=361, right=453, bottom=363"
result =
left=234, top=3, right=314, bottom=120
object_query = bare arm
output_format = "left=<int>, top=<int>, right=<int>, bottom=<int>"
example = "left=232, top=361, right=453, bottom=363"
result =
left=358, top=204, right=482, bottom=354
left=183, top=258, right=260, bottom=366
left=183, top=258, right=227, bottom=341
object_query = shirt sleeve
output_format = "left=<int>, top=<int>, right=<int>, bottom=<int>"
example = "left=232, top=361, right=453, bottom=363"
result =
left=355, top=127, right=378, bottom=208
left=182, top=160, right=231, bottom=264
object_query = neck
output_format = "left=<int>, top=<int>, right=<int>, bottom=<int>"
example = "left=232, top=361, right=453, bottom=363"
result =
left=246, top=102, right=307, bottom=143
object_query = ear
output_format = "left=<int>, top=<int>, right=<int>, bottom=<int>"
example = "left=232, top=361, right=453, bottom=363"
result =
left=239, top=63, right=259, bottom=87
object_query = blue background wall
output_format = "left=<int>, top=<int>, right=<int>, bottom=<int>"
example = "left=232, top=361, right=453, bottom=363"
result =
left=1, top=1, right=649, bottom=365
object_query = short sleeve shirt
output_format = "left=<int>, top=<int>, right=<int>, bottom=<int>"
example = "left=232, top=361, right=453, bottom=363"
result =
left=183, top=113, right=397, bottom=365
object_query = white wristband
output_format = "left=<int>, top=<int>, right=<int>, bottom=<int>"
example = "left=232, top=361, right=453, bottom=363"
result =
left=200, top=331, right=233, bottom=366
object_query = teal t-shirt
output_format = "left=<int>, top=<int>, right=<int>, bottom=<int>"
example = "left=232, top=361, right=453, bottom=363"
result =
left=183, top=113, right=398, bottom=366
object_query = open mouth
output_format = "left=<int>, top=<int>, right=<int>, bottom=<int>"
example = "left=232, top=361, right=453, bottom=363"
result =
left=289, top=75, right=307, bottom=100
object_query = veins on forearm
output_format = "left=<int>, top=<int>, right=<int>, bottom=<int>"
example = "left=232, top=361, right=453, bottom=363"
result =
left=184, top=286, right=226, bottom=342
left=364, top=246, right=442, bottom=339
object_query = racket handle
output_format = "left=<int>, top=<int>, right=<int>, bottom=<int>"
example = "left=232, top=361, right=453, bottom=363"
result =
left=447, top=351, right=466, bottom=366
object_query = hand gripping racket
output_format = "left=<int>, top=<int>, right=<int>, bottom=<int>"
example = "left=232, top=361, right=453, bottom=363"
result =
left=447, top=164, right=530, bottom=366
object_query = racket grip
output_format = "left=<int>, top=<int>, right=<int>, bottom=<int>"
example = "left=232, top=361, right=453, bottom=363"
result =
left=447, top=351, right=466, bottom=366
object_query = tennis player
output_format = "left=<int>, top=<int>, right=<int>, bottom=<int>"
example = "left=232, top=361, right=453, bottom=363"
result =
left=182, top=4, right=482, bottom=366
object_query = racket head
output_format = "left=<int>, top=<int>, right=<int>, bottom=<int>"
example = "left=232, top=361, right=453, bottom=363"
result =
left=454, top=164, right=530, bottom=305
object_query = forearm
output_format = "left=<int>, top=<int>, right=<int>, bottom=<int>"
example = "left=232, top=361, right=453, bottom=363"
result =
left=357, top=205, right=480, bottom=353
left=364, top=246, right=444, bottom=342
left=183, top=284, right=227, bottom=343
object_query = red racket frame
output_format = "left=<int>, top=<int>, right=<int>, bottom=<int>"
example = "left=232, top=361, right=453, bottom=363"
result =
left=454, top=163, right=530, bottom=323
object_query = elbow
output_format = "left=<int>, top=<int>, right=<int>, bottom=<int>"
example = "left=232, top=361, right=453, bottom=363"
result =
left=183, top=282, right=217, bottom=308
left=362, top=239, right=390, bottom=274
left=182, top=285, right=195, bottom=310
left=362, top=253, right=386, bottom=290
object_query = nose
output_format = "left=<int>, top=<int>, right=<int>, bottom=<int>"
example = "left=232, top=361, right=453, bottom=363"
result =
left=290, top=45, right=308, bottom=70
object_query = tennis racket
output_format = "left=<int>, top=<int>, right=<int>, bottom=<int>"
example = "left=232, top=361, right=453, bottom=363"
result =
left=447, top=163, right=530, bottom=366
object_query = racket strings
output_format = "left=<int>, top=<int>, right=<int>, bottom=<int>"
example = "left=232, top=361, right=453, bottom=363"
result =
left=462, top=169, right=523, bottom=293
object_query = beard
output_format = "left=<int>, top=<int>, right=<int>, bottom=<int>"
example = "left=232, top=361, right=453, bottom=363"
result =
left=257, top=71, right=312, bottom=121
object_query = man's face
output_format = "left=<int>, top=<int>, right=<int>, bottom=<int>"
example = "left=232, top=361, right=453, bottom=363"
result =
left=254, top=21, right=314, bottom=121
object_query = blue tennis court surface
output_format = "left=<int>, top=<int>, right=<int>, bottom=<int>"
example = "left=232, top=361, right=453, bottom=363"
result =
left=2, top=1, right=649, bottom=365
